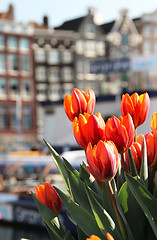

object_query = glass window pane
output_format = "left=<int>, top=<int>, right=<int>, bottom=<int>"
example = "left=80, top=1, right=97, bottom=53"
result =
left=23, top=105, right=32, bottom=130
left=20, top=38, right=29, bottom=50
left=22, top=79, right=31, bottom=98
left=7, top=36, right=17, bottom=49
left=0, top=105, right=9, bottom=129
left=0, top=35, right=5, bottom=49
left=61, top=51, right=72, bottom=63
left=47, top=50, right=60, bottom=64
left=34, top=49, right=45, bottom=62
left=10, top=78, right=19, bottom=98
left=11, top=105, right=17, bottom=130
left=35, top=67, right=46, bottom=81
left=62, top=67, right=73, bottom=81
left=0, top=78, right=7, bottom=98
left=0, top=53, right=6, bottom=71
left=21, top=55, right=30, bottom=72
left=8, top=54, right=18, bottom=71
left=48, top=67, right=60, bottom=82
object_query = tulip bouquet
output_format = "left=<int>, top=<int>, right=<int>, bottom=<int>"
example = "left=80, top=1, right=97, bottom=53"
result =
left=32, top=88, right=157, bottom=240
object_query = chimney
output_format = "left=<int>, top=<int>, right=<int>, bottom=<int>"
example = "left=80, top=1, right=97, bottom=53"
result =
left=43, top=15, right=49, bottom=28
left=7, top=4, right=14, bottom=20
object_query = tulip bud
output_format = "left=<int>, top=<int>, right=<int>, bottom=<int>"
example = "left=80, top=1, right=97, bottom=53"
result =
left=86, top=140, right=119, bottom=182
left=64, top=88, right=95, bottom=122
left=121, top=92, right=150, bottom=128
left=35, top=182, right=62, bottom=215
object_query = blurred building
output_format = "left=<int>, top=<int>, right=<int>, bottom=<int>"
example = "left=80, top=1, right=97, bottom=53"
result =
left=0, top=4, right=37, bottom=149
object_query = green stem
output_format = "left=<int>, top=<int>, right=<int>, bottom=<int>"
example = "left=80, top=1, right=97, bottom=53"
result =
left=105, top=181, right=128, bottom=240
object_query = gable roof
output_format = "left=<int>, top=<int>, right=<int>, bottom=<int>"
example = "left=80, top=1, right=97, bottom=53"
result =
left=55, top=16, right=85, bottom=31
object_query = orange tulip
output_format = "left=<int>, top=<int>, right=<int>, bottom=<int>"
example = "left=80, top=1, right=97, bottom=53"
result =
left=72, top=112, right=106, bottom=149
left=125, top=141, right=142, bottom=173
left=86, top=235, right=101, bottom=240
left=121, top=92, right=150, bottom=128
left=86, top=140, right=119, bottom=182
left=136, top=133, right=157, bottom=168
left=151, top=112, right=157, bottom=139
left=64, top=88, right=95, bottom=122
left=35, top=182, right=62, bottom=215
left=105, top=113, right=134, bottom=154
left=106, top=232, right=115, bottom=240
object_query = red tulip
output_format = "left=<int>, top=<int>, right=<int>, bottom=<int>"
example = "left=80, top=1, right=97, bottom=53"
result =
left=136, top=133, right=157, bottom=168
left=72, top=112, right=106, bottom=149
left=106, top=232, right=115, bottom=240
left=86, top=235, right=101, bottom=240
left=125, top=141, right=142, bottom=173
left=35, top=182, right=62, bottom=214
left=105, top=113, right=134, bottom=154
left=121, top=92, right=150, bottom=128
left=86, top=140, right=119, bottom=182
left=151, top=112, right=157, bottom=139
left=64, top=88, right=95, bottom=122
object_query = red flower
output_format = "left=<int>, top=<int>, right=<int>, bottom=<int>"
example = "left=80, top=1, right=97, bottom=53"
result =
left=137, top=133, right=157, bottom=168
left=64, top=88, right=95, bottom=122
left=86, top=140, right=119, bottom=181
left=106, top=232, right=115, bottom=240
left=86, top=235, right=101, bottom=240
left=151, top=112, right=157, bottom=139
left=105, top=113, right=134, bottom=154
left=35, top=182, right=62, bottom=215
left=125, top=141, right=142, bottom=173
left=72, top=113, right=106, bottom=149
left=121, top=92, right=150, bottom=128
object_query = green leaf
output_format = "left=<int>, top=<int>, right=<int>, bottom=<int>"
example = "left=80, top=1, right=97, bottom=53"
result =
left=139, top=137, right=148, bottom=187
left=32, top=192, right=64, bottom=240
left=79, top=163, right=102, bottom=197
left=125, top=173, right=157, bottom=238
left=77, top=226, right=88, bottom=240
left=85, top=183, right=122, bottom=240
left=63, top=230, right=75, bottom=240
left=63, top=157, right=79, bottom=177
left=128, top=148, right=138, bottom=177
left=119, top=178, right=147, bottom=240
left=55, top=187, right=105, bottom=239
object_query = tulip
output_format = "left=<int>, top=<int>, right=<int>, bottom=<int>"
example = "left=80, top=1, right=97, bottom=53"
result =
left=106, top=232, right=115, bottom=240
left=86, top=235, right=101, bottom=240
left=121, top=92, right=150, bottom=128
left=105, top=113, right=134, bottom=154
left=86, top=140, right=119, bottom=182
left=125, top=141, right=142, bottom=173
left=64, top=88, right=95, bottom=122
left=136, top=133, right=157, bottom=168
left=35, top=182, right=62, bottom=214
left=151, top=112, right=157, bottom=139
left=72, top=112, right=106, bottom=149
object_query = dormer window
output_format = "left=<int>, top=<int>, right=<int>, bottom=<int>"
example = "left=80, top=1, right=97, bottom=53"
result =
left=85, top=24, right=96, bottom=39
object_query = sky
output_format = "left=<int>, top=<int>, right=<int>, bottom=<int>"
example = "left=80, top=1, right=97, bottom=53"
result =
left=1, top=0, right=157, bottom=27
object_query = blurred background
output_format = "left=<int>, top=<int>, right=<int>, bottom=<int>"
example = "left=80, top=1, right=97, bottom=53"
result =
left=0, top=0, right=157, bottom=239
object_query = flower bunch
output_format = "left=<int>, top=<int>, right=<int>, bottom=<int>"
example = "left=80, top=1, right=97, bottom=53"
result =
left=33, top=89, right=157, bottom=240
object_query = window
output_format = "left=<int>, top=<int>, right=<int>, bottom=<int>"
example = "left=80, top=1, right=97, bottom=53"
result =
left=10, top=105, right=17, bottom=130
left=34, top=48, right=45, bottom=62
left=48, top=67, right=60, bottom=82
left=7, top=36, right=17, bottom=49
left=0, top=53, right=6, bottom=72
left=0, top=78, right=7, bottom=98
left=85, top=24, right=96, bottom=38
left=47, top=50, right=60, bottom=64
left=63, top=83, right=74, bottom=96
left=76, top=40, right=84, bottom=54
left=76, top=60, right=84, bottom=73
left=10, top=78, right=19, bottom=98
left=22, top=79, right=31, bottom=99
left=0, top=35, right=5, bottom=49
left=143, top=40, right=152, bottom=55
left=19, top=38, right=29, bottom=51
left=21, top=55, right=30, bottom=72
left=96, top=41, right=105, bottom=56
left=23, top=105, right=32, bottom=130
left=8, top=54, right=18, bottom=71
left=0, top=105, right=8, bottom=129
left=48, top=85, right=61, bottom=101
left=85, top=41, right=96, bottom=57
left=61, top=50, right=72, bottom=63
left=36, top=84, right=47, bottom=101
left=143, top=25, right=152, bottom=37
left=35, top=67, right=46, bottom=82
left=62, top=67, right=73, bottom=82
